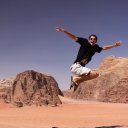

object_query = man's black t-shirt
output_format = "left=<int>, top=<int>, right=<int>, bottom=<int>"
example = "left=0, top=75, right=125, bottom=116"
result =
left=74, top=37, right=103, bottom=65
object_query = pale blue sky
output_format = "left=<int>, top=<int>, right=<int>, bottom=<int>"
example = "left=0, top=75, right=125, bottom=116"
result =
left=0, top=0, right=128, bottom=90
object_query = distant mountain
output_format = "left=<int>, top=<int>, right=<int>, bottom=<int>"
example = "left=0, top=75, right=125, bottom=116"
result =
left=0, top=77, right=15, bottom=103
left=0, top=76, right=15, bottom=87
left=64, top=56, right=128, bottom=103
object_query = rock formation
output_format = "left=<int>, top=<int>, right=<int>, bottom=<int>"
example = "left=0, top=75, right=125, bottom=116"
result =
left=0, top=70, right=62, bottom=107
left=65, top=56, right=128, bottom=103
left=0, top=77, right=14, bottom=103
left=0, top=77, right=15, bottom=87
left=11, top=70, right=62, bottom=106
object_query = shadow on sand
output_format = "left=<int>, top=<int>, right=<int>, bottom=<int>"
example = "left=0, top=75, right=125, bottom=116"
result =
left=96, top=125, right=128, bottom=128
left=52, top=125, right=128, bottom=128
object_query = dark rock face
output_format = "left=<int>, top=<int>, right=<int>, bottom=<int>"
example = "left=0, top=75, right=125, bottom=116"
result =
left=0, top=70, right=63, bottom=107
left=66, top=56, right=128, bottom=103
left=11, top=70, right=62, bottom=106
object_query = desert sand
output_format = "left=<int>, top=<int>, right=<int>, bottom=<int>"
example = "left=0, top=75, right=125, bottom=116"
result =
left=0, top=96, right=128, bottom=128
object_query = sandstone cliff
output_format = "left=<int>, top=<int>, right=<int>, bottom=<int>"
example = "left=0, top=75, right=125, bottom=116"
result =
left=65, top=56, right=128, bottom=103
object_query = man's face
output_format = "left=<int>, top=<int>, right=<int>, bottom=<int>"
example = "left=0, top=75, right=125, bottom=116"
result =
left=89, top=36, right=97, bottom=45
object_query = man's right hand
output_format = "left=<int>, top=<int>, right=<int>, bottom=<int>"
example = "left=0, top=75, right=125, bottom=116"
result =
left=56, top=27, right=64, bottom=32
left=56, top=27, right=77, bottom=41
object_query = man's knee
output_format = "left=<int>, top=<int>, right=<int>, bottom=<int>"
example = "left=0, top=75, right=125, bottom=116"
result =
left=90, top=71, right=99, bottom=78
left=95, top=72, right=99, bottom=78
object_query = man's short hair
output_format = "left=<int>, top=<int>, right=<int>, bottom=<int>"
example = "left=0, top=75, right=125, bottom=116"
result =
left=89, top=34, right=98, bottom=41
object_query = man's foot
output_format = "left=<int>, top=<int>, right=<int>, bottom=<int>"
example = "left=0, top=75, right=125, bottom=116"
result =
left=70, top=78, right=78, bottom=92
left=70, top=76, right=74, bottom=89
left=73, top=82, right=78, bottom=92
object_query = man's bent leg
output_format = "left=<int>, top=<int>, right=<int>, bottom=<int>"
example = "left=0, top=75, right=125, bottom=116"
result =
left=73, top=70, right=99, bottom=85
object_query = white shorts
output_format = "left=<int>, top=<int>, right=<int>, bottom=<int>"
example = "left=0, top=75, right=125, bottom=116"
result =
left=70, top=63, right=91, bottom=77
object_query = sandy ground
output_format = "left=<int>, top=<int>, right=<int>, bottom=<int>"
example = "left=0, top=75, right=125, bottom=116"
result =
left=0, top=96, right=128, bottom=128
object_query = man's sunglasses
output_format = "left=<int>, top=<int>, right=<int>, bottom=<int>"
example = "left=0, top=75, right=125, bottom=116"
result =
left=90, top=37, right=97, bottom=41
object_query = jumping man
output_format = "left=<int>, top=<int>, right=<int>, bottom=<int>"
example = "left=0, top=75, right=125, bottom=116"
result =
left=56, top=27, right=121, bottom=91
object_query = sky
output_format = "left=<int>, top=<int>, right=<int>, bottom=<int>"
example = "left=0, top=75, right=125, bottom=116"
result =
left=0, top=0, right=128, bottom=90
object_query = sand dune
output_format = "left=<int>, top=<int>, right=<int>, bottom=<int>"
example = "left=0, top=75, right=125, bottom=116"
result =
left=0, top=96, right=128, bottom=128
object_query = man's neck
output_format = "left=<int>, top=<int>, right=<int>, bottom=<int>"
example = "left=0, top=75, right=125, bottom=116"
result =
left=89, top=42, right=95, bottom=46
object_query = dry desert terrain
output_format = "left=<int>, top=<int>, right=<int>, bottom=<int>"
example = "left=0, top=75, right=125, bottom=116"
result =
left=0, top=96, right=128, bottom=128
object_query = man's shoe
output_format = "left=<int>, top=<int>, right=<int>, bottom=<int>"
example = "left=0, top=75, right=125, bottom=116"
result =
left=70, top=81, right=78, bottom=92
left=73, top=83, right=78, bottom=92
left=70, top=76, right=74, bottom=89
left=70, top=80, right=74, bottom=89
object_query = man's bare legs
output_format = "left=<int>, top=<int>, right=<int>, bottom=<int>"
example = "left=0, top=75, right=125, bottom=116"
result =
left=73, top=70, right=99, bottom=85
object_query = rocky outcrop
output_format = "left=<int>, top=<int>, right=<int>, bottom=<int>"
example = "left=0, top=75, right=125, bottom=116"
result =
left=0, top=86, right=11, bottom=103
left=0, top=70, right=63, bottom=107
left=66, top=56, right=128, bottom=103
left=11, top=70, right=62, bottom=106
left=99, top=77, right=128, bottom=103
left=0, top=77, right=14, bottom=103
left=0, top=77, right=15, bottom=87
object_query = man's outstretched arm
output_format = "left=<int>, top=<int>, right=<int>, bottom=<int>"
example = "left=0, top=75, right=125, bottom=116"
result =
left=102, top=40, right=122, bottom=50
left=56, top=27, right=78, bottom=41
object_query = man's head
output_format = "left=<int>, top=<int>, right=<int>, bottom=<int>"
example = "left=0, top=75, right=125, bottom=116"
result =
left=89, top=34, right=98, bottom=45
